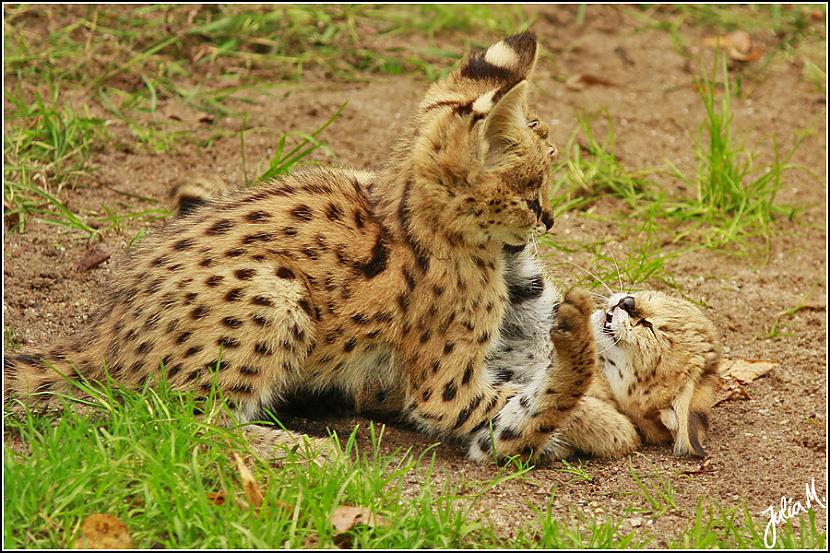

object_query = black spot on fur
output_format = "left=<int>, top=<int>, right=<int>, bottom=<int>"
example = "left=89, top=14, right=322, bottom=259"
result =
left=206, top=219, right=234, bottom=235
left=503, top=244, right=525, bottom=255
left=191, top=305, right=210, bottom=319
left=344, top=338, right=357, bottom=352
left=298, top=299, right=314, bottom=318
left=325, top=203, right=344, bottom=222
left=351, top=313, right=371, bottom=325
left=178, top=195, right=206, bottom=216
left=225, top=288, right=244, bottom=302
left=290, top=205, right=313, bottom=222
left=508, top=275, right=545, bottom=304
left=239, top=366, right=261, bottom=376
left=222, top=316, right=243, bottom=329
left=254, top=342, right=273, bottom=355
left=250, top=314, right=269, bottom=326
left=251, top=295, right=273, bottom=307
left=402, top=267, right=417, bottom=291
left=243, top=232, right=274, bottom=244
left=173, top=238, right=194, bottom=251
left=206, top=359, right=229, bottom=372
left=176, top=332, right=192, bottom=344
left=454, top=395, right=483, bottom=429
left=167, top=363, right=183, bottom=379
left=217, top=337, right=240, bottom=348
left=246, top=210, right=271, bottom=223
left=137, top=341, right=153, bottom=354
left=185, top=345, right=203, bottom=357
left=234, top=268, right=255, bottom=280
left=397, top=293, right=409, bottom=313
left=499, top=427, right=521, bottom=440
left=353, top=233, right=389, bottom=279
left=225, top=248, right=245, bottom=258
left=442, top=380, right=457, bottom=402
left=462, top=362, right=474, bottom=385
left=276, top=267, right=295, bottom=279
left=206, top=275, right=224, bottom=287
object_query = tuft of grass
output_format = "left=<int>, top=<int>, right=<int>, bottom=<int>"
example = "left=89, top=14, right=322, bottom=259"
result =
left=3, top=326, right=21, bottom=352
left=5, top=374, right=824, bottom=548
left=549, top=113, right=654, bottom=216
left=4, top=377, right=484, bottom=548
left=627, top=461, right=678, bottom=517
left=671, top=500, right=826, bottom=549
left=3, top=87, right=107, bottom=234
left=257, top=102, right=347, bottom=183
left=556, top=459, right=594, bottom=483
left=666, top=56, right=803, bottom=251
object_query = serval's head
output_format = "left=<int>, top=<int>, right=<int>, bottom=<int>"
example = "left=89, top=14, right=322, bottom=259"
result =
left=401, top=32, right=557, bottom=248
left=592, top=291, right=722, bottom=457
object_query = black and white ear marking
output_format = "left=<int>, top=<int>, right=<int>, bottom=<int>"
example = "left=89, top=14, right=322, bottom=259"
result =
left=461, top=31, right=539, bottom=83
left=547, top=145, right=558, bottom=158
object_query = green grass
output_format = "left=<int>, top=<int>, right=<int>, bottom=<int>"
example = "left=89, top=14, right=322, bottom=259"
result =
left=548, top=112, right=655, bottom=216
left=256, top=102, right=347, bottom=184
left=6, top=378, right=823, bottom=548
left=665, top=56, right=803, bottom=252
left=627, top=461, right=678, bottom=517
left=3, top=379, right=626, bottom=549
left=3, top=4, right=534, bottom=238
left=3, top=87, right=107, bottom=234
left=671, top=500, right=825, bottom=549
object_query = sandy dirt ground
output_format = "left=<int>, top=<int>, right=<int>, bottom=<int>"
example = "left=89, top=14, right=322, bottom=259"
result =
left=3, top=5, right=826, bottom=544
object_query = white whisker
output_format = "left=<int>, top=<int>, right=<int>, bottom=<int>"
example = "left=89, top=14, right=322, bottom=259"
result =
left=596, top=333, right=623, bottom=356
left=562, top=260, right=614, bottom=297
left=610, top=254, right=624, bottom=295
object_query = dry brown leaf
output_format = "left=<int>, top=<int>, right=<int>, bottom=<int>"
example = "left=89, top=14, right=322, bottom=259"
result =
left=232, top=452, right=264, bottom=510
left=207, top=491, right=226, bottom=506
left=703, top=31, right=762, bottom=62
left=73, top=514, right=134, bottom=549
left=682, top=457, right=715, bottom=476
left=715, top=358, right=777, bottom=405
left=715, top=383, right=752, bottom=405
left=719, top=358, right=778, bottom=384
left=77, top=242, right=112, bottom=271
left=565, top=73, right=619, bottom=91
left=331, top=505, right=387, bottom=533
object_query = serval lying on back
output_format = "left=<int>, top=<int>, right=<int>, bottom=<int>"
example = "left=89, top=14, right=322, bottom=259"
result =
left=5, top=32, right=598, bottom=463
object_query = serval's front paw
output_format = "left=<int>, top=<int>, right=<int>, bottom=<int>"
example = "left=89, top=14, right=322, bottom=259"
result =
left=551, top=287, right=594, bottom=346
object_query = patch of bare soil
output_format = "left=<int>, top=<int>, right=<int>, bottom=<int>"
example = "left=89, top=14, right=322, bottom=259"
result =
left=3, top=5, right=826, bottom=544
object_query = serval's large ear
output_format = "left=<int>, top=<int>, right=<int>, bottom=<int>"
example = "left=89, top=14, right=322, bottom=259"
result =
left=460, top=32, right=539, bottom=84
left=476, top=81, right=530, bottom=166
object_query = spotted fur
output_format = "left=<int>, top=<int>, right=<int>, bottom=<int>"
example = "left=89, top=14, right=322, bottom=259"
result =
left=539, top=291, right=722, bottom=460
left=4, top=32, right=591, bottom=463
